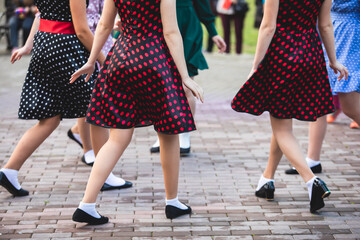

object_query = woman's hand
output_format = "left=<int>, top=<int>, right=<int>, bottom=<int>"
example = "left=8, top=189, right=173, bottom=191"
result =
left=329, top=61, right=349, bottom=81
left=247, top=66, right=257, bottom=79
left=182, top=77, right=204, bottom=103
left=212, top=35, right=227, bottom=53
left=10, top=46, right=32, bottom=64
left=69, top=62, right=95, bottom=83
left=114, top=20, right=123, bottom=33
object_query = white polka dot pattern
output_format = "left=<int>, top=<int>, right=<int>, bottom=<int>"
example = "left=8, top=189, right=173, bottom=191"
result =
left=19, top=0, right=97, bottom=120
left=325, top=3, right=360, bottom=95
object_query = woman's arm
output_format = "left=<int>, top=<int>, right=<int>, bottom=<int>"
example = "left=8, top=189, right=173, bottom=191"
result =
left=70, top=0, right=117, bottom=83
left=193, top=0, right=226, bottom=52
left=69, top=0, right=106, bottom=64
left=318, top=0, right=348, bottom=80
left=161, top=0, right=204, bottom=102
left=11, top=15, right=39, bottom=63
left=250, top=0, right=279, bottom=75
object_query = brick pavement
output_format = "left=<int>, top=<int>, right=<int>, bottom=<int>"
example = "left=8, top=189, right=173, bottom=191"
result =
left=0, top=51, right=359, bottom=240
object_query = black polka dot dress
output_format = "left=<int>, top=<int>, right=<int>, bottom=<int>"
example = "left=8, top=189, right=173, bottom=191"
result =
left=231, top=0, right=334, bottom=121
left=85, top=0, right=196, bottom=135
left=18, top=0, right=97, bottom=120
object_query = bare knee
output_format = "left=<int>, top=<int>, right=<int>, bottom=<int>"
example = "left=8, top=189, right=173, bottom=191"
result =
left=38, top=116, right=61, bottom=130
left=108, top=128, right=134, bottom=146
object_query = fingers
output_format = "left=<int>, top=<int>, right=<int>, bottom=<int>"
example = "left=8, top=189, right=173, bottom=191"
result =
left=215, top=39, right=227, bottom=53
left=344, top=67, right=349, bottom=80
left=85, top=73, right=91, bottom=82
left=11, top=52, right=19, bottom=64
left=69, top=71, right=81, bottom=84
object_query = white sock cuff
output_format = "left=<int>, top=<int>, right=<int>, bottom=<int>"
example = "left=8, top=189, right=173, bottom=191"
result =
left=166, top=196, right=178, bottom=203
left=306, top=176, right=317, bottom=187
left=1, top=168, right=19, bottom=174
left=84, top=149, right=94, bottom=156
left=306, top=157, right=321, bottom=167
left=261, top=175, right=274, bottom=182
left=79, top=202, right=96, bottom=208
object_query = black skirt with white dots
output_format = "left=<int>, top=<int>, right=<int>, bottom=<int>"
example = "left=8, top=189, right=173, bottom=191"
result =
left=18, top=30, right=97, bottom=120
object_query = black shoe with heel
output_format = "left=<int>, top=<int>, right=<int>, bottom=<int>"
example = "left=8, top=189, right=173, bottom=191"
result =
left=255, top=181, right=275, bottom=200
left=0, top=172, right=29, bottom=197
left=310, top=178, right=331, bottom=213
left=165, top=204, right=192, bottom=219
left=100, top=181, right=133, bottom=191
left=72, top=208, right=109, bottom=225
left=285, top=164, right=322, bottom=175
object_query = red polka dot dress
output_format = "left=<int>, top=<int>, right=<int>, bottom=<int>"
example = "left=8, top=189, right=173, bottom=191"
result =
left=231, top=0, right=334, bottom=121
left=86, top=0, right=196, bottom=134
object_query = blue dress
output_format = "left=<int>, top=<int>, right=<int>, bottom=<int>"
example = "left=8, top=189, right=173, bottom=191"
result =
left=326, top=0, right=360, bottom=94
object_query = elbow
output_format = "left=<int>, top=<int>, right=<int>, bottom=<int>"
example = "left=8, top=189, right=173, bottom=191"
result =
left=318, top=23, right=332, bottom=34
left=75, top=28, right=88, bottom=42
left=260, top=24, right=276, bottom=36
left=163, top=29, right=179, bottom=42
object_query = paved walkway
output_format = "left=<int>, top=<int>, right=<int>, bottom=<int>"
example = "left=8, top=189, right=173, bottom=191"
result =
left=0, top=50, right=359, bottom=240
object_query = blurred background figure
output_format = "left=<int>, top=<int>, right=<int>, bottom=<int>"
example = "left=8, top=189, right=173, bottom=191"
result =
left=217, top=0, right=248, bottom=54
left=206, top=0, right=218, bottom=53
left=325, top=0, right=360, bottom=130
left=7, top=0, right=36, bottom=53
left=254, top=0, right=264, bottom=28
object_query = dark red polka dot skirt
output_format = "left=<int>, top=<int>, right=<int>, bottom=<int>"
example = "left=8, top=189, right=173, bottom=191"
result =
left=86, top=0, right=196, bottom=134
left=231, top=0, right=334, bottom=121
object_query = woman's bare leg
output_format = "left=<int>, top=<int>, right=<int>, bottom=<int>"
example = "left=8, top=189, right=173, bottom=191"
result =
left=307, top=116, right=327, bottom=162
left=71, top=123, right=79, bottom=134
left=338, top=92, right=360, bottom=125
left=77, top=118, right=92, bottom=153
left=90, top=125, right=109, bottom=156
left=270, top=116, right=314, bottom=182
left=82, top=128, right=134, bottom=203
left=4, top=115, right=61, bottom=170
left=158, top=132, right=180, bottom=199
left=263, top=134, right=283, bottom=179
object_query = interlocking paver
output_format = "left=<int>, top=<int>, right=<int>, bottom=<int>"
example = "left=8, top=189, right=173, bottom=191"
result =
left=0, top=44, right=359, bottom=240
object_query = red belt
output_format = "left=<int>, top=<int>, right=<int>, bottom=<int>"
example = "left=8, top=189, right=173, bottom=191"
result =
left=39, top=19, right=76, bottom=34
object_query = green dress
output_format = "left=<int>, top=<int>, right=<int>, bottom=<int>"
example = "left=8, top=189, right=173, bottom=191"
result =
left=177, top=0, right=218, bottom=77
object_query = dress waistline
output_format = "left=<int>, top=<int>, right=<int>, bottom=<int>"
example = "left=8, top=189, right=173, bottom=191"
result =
left=39, top=19, right=76, bottom=34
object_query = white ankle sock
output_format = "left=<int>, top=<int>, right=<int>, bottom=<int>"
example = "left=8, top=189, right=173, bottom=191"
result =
left=166, top=196, right=188, bottom=210
left=256, top=175, right=274, bottom=191
left=306, top=176, right=317, bottom=200
left=306, top=157, right=320, bottom=168
left=72, top=132, right=83, bottom=145
left=84, top=150, right=95, bottom=164
left=152, top=138, right=160, bottom=148
left=105, top=172, right=126, bottom=186
left=0, top=168, right=21, bottom=190
left=179, top=133, right=191, bottom=149
left=78, top=202, right=100, bottom=218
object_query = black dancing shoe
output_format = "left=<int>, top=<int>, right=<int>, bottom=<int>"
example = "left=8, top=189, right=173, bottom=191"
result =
left=255, top=181, right=275, bottom=200
left=310, top=178, right=331, bottom=213
left=67, top=129, right=83, bottom=148
left=100, top=181, right=133, bottom=191
left=81, top=155, right=94, bottom=166
left=0, top=172, right=29, bottom=197
left=180, top=147, right=191, bottom=155
left=72, top=208, right=109, bottom=225
left=285, top=164, right=322, bottom=175
left=165, top=204, right=192, bottom=219
left=150, top=146, right=160, bottom=153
